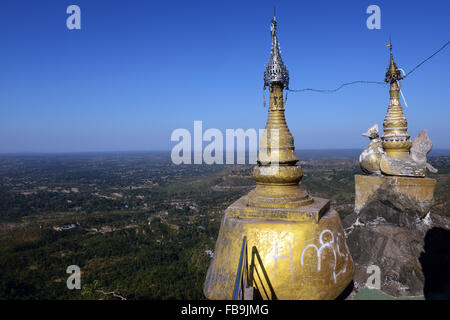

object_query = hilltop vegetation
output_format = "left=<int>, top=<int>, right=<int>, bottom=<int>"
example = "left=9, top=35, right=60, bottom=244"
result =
left=0, top=152, right=448, bottom=299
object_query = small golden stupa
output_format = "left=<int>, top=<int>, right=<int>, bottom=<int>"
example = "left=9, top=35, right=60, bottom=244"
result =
left=356, top=44, right=437, bottom=213
left=204, top=14, right=353, bottom=300
left=381, top=43, right=412, bottom=158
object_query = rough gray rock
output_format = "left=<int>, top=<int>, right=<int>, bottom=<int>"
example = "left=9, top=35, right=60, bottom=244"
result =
left=343, top=186, right=450, bottom=298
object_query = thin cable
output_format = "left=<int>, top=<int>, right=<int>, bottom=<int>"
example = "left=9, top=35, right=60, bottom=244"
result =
left=287, top=80, right=386, bottom=93
left=404, top=41, right=449, bottom=78
left=285, top=40, right=449, bottom=94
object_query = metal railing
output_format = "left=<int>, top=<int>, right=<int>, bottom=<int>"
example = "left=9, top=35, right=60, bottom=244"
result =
left=232, top=236, right=277, bottom=300
left=232, top=236, right=249, bottom=300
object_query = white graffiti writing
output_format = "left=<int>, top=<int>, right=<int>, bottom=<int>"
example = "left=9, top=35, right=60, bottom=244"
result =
left=300, top=229, right=351, bottom=283
left=273, top=243, right=288, bottom=273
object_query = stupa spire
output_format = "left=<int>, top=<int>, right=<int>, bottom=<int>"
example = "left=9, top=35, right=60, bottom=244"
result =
left=252, top=14, right=310, bottom=208
left=381, top=43, right=412, bottom=158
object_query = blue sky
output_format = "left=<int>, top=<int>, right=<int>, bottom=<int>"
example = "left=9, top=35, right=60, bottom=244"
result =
left=0, top=0, right=449, bottom=152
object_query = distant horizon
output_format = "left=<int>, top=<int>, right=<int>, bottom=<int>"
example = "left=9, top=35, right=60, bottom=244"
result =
left=1, top=148, right=449, bottom=156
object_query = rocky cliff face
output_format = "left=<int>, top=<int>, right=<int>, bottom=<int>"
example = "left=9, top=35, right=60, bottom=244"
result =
left=343, top=187, right=450, bottom=298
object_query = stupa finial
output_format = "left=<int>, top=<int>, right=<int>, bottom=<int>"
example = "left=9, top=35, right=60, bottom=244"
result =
left=264, top=11, right=289, bottom=90
left=385, top=42, right=403, bottom=83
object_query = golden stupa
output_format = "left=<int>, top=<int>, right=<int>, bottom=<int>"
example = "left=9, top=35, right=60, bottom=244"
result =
left=356, top=44, right=437, bottom=214
left=359, top=43, right=438, bottom=178
left=203, top=14, right=354, bottom=300
left=381, top=43, right=412, bottom=158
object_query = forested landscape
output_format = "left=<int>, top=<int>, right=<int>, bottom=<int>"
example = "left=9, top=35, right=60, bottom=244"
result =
left=0, top=151, right=448, bottom=299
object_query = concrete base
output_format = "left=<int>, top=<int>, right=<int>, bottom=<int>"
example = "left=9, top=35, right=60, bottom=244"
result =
left=354, top=174, right=436, bottom=214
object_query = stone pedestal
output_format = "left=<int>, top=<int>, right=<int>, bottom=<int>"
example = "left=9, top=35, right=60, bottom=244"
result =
left=203, top=193, right=354, bottom=300
left=355, top=175, right=436, bottom=214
